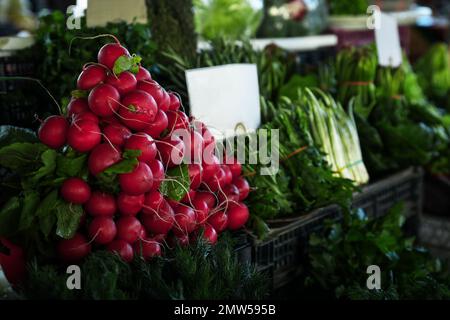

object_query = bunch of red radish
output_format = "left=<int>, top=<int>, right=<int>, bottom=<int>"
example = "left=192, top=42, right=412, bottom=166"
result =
left=37, top=39, right=251, bottom=263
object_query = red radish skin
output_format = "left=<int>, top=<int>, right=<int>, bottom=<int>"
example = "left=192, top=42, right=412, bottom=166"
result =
left=143, top=109, right=168, bottom=138
left=85, top=191, right=117, bottom=217
left=67, top=98, right=89, bottom=117
left=103, top=123, right=132, bottom=147
left=38, top=115, right=69, bottom=149
left=124, top=133, right=157, bottom=164
left=233, top=177, right=250, bottom=201
left=142, top=191, right=164, bottom=215
left=192, top=198, right=209, bottom=225
left=88, top=84, right=120, bottom=117
left=139, top=226, right=147, bottom=239
left=227, top=203, right=249, bottom=230
left=168, top=92, right=181, bottom=111
left=57, top=233, right=91, bottom=262
left=148, top=160, right=164, bottom=191
left=88, top=217, right=117, bottom=245
left=141, top=199, right=174, bottom=234
left=175, top=130, right=204, bottom=163
left=155, top=135, right=185, bottom=168
left=106, top=71, right=137, bottom=95
left=119, top=90, right=158, bottom=130
left=117, top=193, right=144, bottom=216
left=133, top=239, right=161, bottom=260
left=218, top=184, right=240, bottom=205
left=188, top=164, right=203, bottom=190
left=166, top=110, right=189, bottom=134
left=181, top=189, right=196, bottom=205
left=60, top=178, right=91, bottom=204
left=136, top=80, right=169, bottom=111
left=67, top=120, right=101, bottom=152
left=107, top=239, right=133, bottom=262
left=98, top=43, right=130, bottom=70
left=159, top=90, right=171, bottom=112
left=168, top=233, right=190, bottom=248
left=152, top=234, right=166, bottom=243
left=116, top=216, right=142, bottom=243
left=221, top=165, right=233, bottom=185
left=205, top=168, right=227, bottom=193
left=71, top=111, right=99, bottom=124
left=199, top=225, right=218, bottom=245
left=195, top=192, right=216, bottom=208
left=135, top=66, right=152, bottom=81
left=202, top=154, right=220, bottom=182
left=226, top=159, right=242, bottom=178
left=119, top=161, right=153, bottom=195
left=172, top=205, right=196, bottom=236
left=77, top=65, right=106, bottom=90
left=207, top=211, right=228, bottom=232
left=88, top=143, right=121, bottom=176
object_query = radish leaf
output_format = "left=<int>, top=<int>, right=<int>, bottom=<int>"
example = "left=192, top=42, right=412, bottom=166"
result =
left=160, top=164, right=190, bottom=201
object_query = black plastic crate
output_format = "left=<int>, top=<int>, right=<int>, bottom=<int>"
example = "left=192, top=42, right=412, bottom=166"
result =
left=353, top=167, right=424, bottom=220
left=233, top=231, right=252, bottom=265
left=419, top=214, right=450, bottom=262
left=424, top=173, right=450, bottom=217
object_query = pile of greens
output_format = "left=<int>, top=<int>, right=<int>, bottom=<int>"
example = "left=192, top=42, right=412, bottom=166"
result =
left=415, top=43, right=450, bottom=111
left=327, top=0, right=369, bottom=16
left=26, top=11, right=156, bottom=106
left=194, top=0, right=262, bottom=41
left=303, top=203, right=450, bottom=300
left=21, top=235, right=267, bottom=300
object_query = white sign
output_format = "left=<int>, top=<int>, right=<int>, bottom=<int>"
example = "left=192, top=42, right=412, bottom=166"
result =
left=375, top=12, right=403, bottom=67
left=86, top=0, right=148, bottom=28
left=186, top=64, right=261, bottom=139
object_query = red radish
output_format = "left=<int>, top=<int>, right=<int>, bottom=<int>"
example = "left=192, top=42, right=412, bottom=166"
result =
left=88, top=143, right=121, bottom=176
left=124, top=133, right=157, bottom=164
left=155, top=135, right=185, bottom=168
left=38, top=115, right=69, bottom=149
left=218, top=184, right=240, bottom=205
left=227, top=203, right=249, bottom=230
left=57, top=233, right=91, bottom=262
left=116, top=216, right=142, bottom=243
left=67, top=120, right=101, bottom=152
left=188, top=164, right=203, bottom=190
left=133, top=239, right=161, bottom=260
left=107, top=239, right=133, bottom=262
left=205, top=168, right=227, bottom=192
left=168, top=233, right=189, bottom=247
left=135, top=66, right=152, bottom=81
left=202, top=126, right=215, bottom=147
left=199, top=225, right=218, bottom=245
left=202, top=154, right=220, bottom=182
left=181, top=189, right=196, bottom=204
left=67, top=98, right=89, bottom=117
left=0, top=238, right=26, bottom=286
left=117, top=192, right=144, bottom=216
left=72, top=111, right=99, bottom=124
left=142, top=191, right=164, bottom=214
left=88, top=83, right=120, bottom=117
left=207, top=211, right=228, bottom=232
left=226, top=159, right=242, bottom=178
left=175, top=130, right=204, bottom=163
left=195, top=191, right=216, bottom=208
left=88, top=217, right=117, bottom=245
left=85, top=191, right=117, bottom=217
left=106, top=71, right=137, bottom=95
left=79, top=211, right=87, bottom=227
left=168, top=92, right=181, bottom=111
left=60, top=178, right=91, bottom=204
left=152, top=234, right=166, bottom=243
left=138, top=226, right=147, bottom=239
left=77, top=65, right=106, bottom=90
left=148, top=160, right=164, bottom=191
left=172, top=205, right=196, bottom=236
left=166, top=110, right=189, bottom=133
left=192, top=198, right=209, bottom=225
left=119, top=90, right=158, bottom=130
left=221, top=165, right=233, bottom=185
left=136, top=80, right=169, bottom=111
left=103, top=123, right=132, bottom=147
left=233, top=176, right=250, bottom=201
left=98, top=43, right=130, bottom=70
left=143, top=109, right=168, bottom=138
left=119, top=161, right=153, bottom=195
left=141, top=199, right=174, bottom=234
left=101, top=116, right=121, bottom=126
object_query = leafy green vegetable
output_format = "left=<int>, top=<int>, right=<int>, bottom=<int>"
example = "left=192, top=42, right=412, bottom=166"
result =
left=160, top=164, right=190, bottom=201
left=328, top=0, right=369, bottom=15
left=0, top=197, right=21, bottom=237
left=0, top=126, right=37, bottom=149
left=36, top=190, right=59, bottom=238
left=56, top=153, right=87, bottom=178
left=0, top=143, right=47, bottom=173
left=55, top=202, right=83, bottom=239
left=19, top=191, right=40, bottom=231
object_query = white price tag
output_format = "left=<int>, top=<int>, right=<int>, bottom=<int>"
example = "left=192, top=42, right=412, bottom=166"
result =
left=375, top=12, right=403, bottom=67
left=86, top=0, right=148, bottom=27
left=186, top=64, right=261, bottom=139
